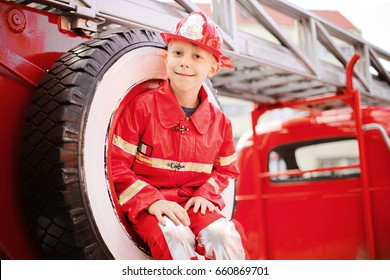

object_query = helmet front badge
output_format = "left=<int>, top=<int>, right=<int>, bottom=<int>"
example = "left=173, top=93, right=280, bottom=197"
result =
left=179, top=14, right=205, bottom=40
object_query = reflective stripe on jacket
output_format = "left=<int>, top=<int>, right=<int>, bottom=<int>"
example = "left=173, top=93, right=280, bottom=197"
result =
left=111, top=80, right=239, bottom=224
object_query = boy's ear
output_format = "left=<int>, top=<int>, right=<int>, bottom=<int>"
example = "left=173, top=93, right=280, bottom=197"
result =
left=164, top=51, right=168, bottom=65
left=207, top=61, right=220, bottom=78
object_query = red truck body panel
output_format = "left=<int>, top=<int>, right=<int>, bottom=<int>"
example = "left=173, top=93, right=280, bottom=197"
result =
left=0, top=1, right=87, bottom=259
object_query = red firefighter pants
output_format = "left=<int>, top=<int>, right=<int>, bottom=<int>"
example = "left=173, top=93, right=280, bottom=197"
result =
left=132, top=208, right=248, bottom=260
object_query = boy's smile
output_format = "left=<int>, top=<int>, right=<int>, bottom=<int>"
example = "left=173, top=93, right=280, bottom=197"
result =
left=174, top=71, right=195, bottom=77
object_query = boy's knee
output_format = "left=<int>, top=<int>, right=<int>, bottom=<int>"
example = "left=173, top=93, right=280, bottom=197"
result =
left=200, top=218, right=240, bottom=241
left=159, top=217, right=195, bottom=244
left=156, top=217, right=199, bottom=259
left=198, top=218, right=246, bottom=260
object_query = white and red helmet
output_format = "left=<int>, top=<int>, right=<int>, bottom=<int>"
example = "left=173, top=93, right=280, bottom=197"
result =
left=161, top=11, right=233, bottom=69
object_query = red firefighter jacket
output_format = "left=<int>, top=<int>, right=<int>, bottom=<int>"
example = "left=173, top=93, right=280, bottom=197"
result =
left=111, top=80, right=239, bottom=224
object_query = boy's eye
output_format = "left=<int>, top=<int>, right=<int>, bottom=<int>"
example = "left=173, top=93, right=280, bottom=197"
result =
left=194, top=54, right=202, bottom=59
left=173, top=51, right=182, bottom=55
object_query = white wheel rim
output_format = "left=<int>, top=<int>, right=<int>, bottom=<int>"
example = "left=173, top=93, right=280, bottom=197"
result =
left=83, top=47, right=166, bottom=259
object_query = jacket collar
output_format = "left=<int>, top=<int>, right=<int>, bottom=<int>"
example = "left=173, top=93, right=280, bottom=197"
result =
left=155, top=80, right=211, bottom=134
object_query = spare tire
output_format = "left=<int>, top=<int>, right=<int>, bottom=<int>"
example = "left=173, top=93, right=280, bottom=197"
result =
left=21, top=28, right=229, bottom=259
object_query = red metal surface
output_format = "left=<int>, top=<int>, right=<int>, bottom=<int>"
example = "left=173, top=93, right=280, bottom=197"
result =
left=235, top=105, right=390, bottom=259
left=0, top=46, right=47, bottom=87
left=346, top=54, right=376, bottom=259
left=250, top=107, right=268, bottom=260
left=258, top=163, right=361, bottom=178
left=0, top=0, right=87, bottom=259
left=351, top=88, right=376, bottom=259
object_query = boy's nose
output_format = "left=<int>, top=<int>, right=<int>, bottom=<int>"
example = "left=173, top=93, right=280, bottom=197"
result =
left=179, top=57, right=190, bottom=68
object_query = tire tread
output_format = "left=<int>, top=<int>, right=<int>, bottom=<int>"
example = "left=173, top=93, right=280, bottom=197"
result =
left=21, top=29, right=166, bottom=259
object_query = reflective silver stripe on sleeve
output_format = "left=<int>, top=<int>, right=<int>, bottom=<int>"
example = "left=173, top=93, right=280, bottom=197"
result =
left=215, top=153, right=237, bottom=166
left=118, top=180, right=148, bottom=206
left=207, top=177, right=220, bottom=194
left=113, top=134, right=138, bottom=156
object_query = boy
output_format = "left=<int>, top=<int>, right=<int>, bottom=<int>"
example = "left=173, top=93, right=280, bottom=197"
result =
left=111, top=11, right=248, bottom=259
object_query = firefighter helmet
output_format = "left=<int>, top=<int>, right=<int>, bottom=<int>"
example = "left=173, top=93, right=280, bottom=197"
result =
left=161, top=11, right=233, bottom=69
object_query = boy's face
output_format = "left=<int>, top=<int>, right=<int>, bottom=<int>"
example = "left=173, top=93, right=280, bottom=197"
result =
left=165, top=39, right=220, bottom=95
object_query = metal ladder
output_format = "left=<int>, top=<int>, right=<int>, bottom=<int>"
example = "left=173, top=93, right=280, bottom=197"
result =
left=14, top=0, right=390, bottom=106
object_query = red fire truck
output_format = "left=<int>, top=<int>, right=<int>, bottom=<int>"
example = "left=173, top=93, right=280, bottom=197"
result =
left=235, top=77, right=390, bottom=259
left=1, top=0, right=389, bottom=259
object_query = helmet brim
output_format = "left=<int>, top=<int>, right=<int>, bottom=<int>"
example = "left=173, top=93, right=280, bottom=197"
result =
left=161, top=32, right=234, bottom=69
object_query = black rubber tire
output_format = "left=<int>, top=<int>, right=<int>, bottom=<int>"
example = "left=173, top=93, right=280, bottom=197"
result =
left=21, top=29, right=167, bottom=259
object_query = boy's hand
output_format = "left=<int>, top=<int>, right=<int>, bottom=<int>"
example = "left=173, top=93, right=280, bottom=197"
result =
left=148, top=200, right=190, bottom=226
left=184, top=196, right=221, bottom=215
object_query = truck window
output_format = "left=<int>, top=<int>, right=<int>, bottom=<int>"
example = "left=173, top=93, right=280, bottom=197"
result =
left=269, top=138, right=360, bottom=182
